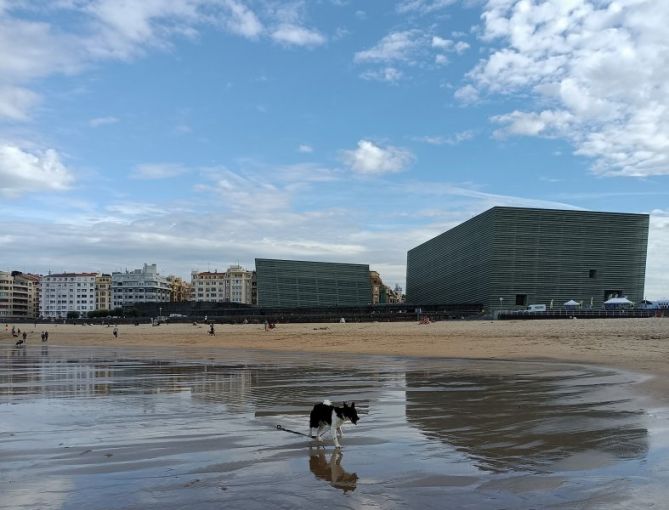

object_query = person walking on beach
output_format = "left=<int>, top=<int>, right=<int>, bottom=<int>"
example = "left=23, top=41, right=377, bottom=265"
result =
left=22, top=331, right=27, bottom=341
left=209, top=323, right=215, bottom=336
left=113, top=326, right=118, bottom=339
left=44, top=331, right=49, bottom=342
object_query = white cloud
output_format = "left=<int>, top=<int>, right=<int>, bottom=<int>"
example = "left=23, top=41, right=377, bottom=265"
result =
left=454, top=41, right=470, bottom=54
left=89, top=116, right=119, bottom=127
left=491, top=110, right=574, bottom=138
left=0, top=86, right=40, bottom=121
left=0, top=0, right=297, bottom=120
left=271, top=24, right=325, bottom=47
left=221, top=0, right=263, bottom=39
left=465, top=0, right=669, bottom=177
left=298, top=144, right=313, bottom=153
left=414, top=130, right=474, bottom=145
left=354, top=30, right=424, bottom=63
left=360, top=67, right=403, bottom=82
left=432, top=36, right=452, bottom=50
left=83, top=0, right=204, bottom=60
left=341, top=140, right=414, bottom=175
left=132, top=163, right=187, bottom=180
left=0, top=144, right=74, bottom=196
left=454, top=84, right=479, bottom=104
left=396, top=0, right=457, bottom=14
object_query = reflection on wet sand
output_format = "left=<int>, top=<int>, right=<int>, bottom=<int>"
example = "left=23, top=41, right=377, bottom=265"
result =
left=309, top=448, right=358, bottom=493
left=1, top=346, right=666, bottom=510
left=406, top=366, right=648, bottom=472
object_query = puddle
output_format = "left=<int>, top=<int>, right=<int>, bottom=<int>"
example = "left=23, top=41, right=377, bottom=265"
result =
left=1, top=345, right=668, bottom=509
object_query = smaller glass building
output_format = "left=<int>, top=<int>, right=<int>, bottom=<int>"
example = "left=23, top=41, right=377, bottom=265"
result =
left=255, top=258, right=371, bottom=307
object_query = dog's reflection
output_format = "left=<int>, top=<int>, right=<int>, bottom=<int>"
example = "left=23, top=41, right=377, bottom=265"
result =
left=309, top=447, right=358, bottom=493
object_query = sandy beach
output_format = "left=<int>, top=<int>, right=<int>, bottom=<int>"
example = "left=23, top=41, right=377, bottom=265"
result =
left=3, top=318, right=668, bottom=401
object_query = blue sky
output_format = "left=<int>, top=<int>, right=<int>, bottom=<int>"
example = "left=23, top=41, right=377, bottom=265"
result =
left=1, top=0, right=668, bottom=297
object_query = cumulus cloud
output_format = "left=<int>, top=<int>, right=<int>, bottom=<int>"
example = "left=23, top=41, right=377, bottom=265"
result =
left=0, top=144, right=74, bottom=196
left=271, top=24, right=325, bottom=47
left=297, top=144, right=313, bottom=153
left=360, top=67, right=403, bottom=82
left=222, top=0, right=263, bottom=39
left=341, top=140, right=414, bottom=175
left=454, top=84, right=479, bottom=104
left=354, top=30, right=424, bottom=63
left=464, top=0, right=669, bottom=177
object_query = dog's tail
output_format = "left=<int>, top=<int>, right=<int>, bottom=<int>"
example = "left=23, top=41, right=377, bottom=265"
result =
left=322, top=399, right=332, bottom=406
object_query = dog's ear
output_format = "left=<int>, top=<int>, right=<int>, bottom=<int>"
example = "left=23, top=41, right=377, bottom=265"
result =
left=343, top=401, right=348, bottom=407
left=351, top=402, right=355, bottom=408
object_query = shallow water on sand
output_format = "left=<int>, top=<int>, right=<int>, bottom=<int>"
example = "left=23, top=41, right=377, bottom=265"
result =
left=1, top=345, right=668, bottom=509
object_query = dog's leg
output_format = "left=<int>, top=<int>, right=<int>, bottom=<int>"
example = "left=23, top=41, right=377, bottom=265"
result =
left=337, top=426, right=343, bottom=438
left=331, top=422, right=340, bottom=448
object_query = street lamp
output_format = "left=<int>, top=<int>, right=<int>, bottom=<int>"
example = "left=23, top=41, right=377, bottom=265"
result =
left=499, top=297, right=504, bottom=309
left=159, top=306, right=162, bottom=319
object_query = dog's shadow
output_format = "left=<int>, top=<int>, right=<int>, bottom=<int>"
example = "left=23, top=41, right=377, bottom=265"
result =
left=308, top=447, right=358, bottom=493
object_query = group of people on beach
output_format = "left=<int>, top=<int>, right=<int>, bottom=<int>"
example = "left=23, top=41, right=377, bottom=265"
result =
left=5, top=325, right=49, bottom=347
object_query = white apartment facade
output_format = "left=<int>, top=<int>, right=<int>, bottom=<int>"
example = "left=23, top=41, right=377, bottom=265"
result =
left=40, top=273, right=99, bottom=318
left=111, top=263, right=171, bottom=308
left=191, top=265, right=254, bottom=304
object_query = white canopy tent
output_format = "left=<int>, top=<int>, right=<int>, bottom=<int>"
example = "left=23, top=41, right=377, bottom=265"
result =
left=604, top=297, right=634, bottom=309
left=564, top=299, right=580, bottom=307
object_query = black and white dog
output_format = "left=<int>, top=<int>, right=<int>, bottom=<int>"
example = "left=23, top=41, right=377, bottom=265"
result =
left=309, top=400, right=359, bottom=448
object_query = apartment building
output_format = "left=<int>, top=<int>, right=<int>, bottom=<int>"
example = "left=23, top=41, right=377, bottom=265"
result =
left=96, top=274, right=112, bottom=311
left=0, top=271, right=41, bottom=318
left=191, top=265, right=254, bottom=304
left=111, top=264, right=171, bottom=308
left=167, top=275, right=193, bottom=302
left=41, top=272, right=99, bottom=318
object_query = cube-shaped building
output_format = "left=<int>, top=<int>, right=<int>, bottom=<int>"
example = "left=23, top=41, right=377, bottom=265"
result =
left=255, top=258, right=371, bottom=307
left=406, top=207, right=649, bottom=311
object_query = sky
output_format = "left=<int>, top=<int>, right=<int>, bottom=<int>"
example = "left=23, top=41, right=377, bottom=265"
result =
left=0, top=0, right=668, bottom=298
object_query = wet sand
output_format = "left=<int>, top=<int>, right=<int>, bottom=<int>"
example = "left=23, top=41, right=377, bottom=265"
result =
left=1, top=346, right=668, bottom=509
left=2, top=318, right=668, bottom=402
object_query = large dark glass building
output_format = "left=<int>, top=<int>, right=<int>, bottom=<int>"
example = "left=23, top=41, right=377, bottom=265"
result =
left=406, top=207, right=649, bottom=311
left=255, top=258, right=371, bottom=307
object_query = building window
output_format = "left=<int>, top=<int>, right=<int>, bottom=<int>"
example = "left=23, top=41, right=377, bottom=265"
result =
left=589, top=269, right=597, bottom=279
left=515, top=294, right=527, bottom=306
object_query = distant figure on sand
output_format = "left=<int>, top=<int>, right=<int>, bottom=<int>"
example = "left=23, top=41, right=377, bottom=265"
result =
left=264, top=320, right=276, bottom=331
left=113, top=327, right=118, bottom=338
left=209, top=323, right=215, bottom=336
left=22, top=331, right=27, bottom=341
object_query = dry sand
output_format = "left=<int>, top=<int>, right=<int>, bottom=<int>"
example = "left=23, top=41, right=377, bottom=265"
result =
left=3, top=318, right=669, bottom=402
